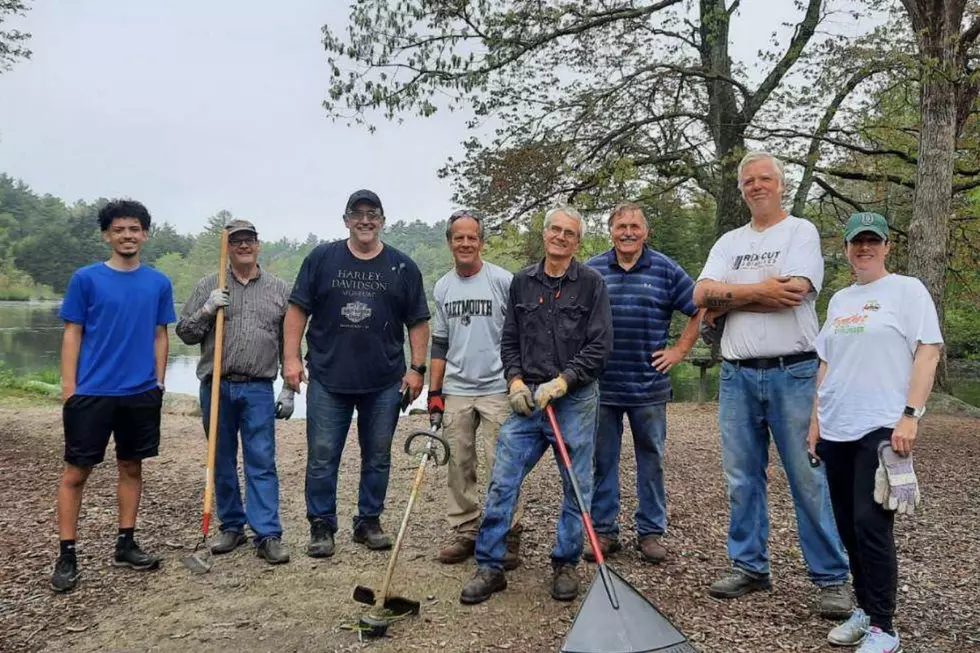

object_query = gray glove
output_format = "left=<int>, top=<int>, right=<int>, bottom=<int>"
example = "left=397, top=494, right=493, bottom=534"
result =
left=874, top=441, right=921, bottom=516
left=203, top=288, right=229, bottom=316
left=700, top=313, right=726, bottom=346
left=275, top=387, right=295, bottom=420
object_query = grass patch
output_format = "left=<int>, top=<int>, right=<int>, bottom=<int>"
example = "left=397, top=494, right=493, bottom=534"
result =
left=0, top=364, right=61, bottom=402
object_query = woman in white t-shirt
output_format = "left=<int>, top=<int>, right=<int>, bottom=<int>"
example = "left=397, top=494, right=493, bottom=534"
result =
left=807, top=212, right=943, bottom=653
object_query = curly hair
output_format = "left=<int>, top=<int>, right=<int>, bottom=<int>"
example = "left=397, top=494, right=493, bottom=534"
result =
left=98, top=199, right=152, bottom=232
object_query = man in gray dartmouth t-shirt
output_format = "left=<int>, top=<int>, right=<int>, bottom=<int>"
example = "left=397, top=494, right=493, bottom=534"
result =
left=428, top=210, right=525, bottom=570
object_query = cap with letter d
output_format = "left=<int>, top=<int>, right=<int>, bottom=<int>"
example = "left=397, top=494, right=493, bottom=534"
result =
left=843, top=212, right=889, bottom=242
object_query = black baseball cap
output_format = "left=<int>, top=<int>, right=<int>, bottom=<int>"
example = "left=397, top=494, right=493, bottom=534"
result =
left=344, top=189, right=383, bottom=214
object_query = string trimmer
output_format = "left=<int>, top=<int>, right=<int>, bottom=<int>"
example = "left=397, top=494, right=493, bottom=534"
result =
left=352, top=413, right=450, bottom=638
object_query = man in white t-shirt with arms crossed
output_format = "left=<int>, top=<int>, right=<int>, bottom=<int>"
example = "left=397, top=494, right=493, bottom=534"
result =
left=694, top=151, right=851, bottom=619
left=428, top=210, right=524, bottom=570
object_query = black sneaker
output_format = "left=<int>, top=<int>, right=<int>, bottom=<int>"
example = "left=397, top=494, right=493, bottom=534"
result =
left=708, top=569, right=771, bottom=599
left=210, top=530, right=248, bottom=555
left=307, top=518, right=335, bottom=558
left=112, top=541, right=161, bottom=571
left=352, top=520, right=392, bottom=550
left=256, top=537, right=290, bottom=565
left=51, top=555, right=80, bottom=593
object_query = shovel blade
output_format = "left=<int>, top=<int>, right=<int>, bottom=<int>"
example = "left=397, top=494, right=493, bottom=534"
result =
left=561, top=567, right=696, bottom=653
left=180, top=552, right=212, bottom=574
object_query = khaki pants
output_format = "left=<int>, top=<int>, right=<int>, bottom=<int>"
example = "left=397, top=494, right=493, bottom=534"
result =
left=443, top=393, right=524, bottom=538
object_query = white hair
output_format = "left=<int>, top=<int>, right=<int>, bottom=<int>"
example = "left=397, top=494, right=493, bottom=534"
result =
left=543, top=204, right=584, bottom=238
left=737, top=151, right=787, bottom=190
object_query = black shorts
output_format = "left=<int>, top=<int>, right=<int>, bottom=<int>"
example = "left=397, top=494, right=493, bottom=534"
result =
left=62, top=387, right=164, bottom=467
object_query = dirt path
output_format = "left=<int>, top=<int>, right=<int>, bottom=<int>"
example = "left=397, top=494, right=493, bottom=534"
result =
left=1, top=402, right=978, bottom=653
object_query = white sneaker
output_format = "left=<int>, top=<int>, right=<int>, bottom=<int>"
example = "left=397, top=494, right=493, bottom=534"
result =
left=828, top=608, right=870, bottom=646
left=856, top=627, right=902, bottom=653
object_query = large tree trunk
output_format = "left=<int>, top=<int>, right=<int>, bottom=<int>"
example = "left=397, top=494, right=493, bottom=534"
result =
left=901, top=0, right=967, bottom=392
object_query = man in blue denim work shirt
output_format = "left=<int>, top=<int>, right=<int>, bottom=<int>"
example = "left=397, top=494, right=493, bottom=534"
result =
left=585, top=203, right=702, bottom=565
left=459, top=205, right=612, bottom=606
left=694, top=151, right=852, bottom=619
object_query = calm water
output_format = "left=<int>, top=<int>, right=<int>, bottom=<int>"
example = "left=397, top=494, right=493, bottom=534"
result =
left=3, top=301, right=978, bottom=414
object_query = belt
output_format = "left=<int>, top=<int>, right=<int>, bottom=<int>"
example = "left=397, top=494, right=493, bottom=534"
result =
left=214, top=373, right=274, bottom=383
left=724, top=351, right=817, bottom=370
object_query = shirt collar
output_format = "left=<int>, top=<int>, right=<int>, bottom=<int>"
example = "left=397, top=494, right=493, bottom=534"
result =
left=531, top=257, right=580, bottom=282
left=606, top=246, right=652, bottom=272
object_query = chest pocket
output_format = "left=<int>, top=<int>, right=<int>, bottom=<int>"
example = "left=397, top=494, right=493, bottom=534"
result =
left=515, top=302, right=542, bottom=338
left=557, top=304, right=589, bottom=340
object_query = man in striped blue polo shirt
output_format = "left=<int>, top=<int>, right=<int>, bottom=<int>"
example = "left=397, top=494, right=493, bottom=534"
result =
left=585, top=203, right=701, bottom=564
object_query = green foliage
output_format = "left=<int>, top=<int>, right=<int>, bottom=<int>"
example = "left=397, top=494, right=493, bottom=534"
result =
left=0, top=0, right=31, bottom=73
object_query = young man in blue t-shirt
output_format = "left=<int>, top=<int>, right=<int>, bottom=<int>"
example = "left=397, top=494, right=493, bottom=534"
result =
left=51, top=200, right=177, bottom=593
left=284, top=189, right=430, bottom=558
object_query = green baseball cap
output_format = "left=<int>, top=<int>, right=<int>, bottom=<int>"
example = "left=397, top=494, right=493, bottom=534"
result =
left=844, top=212, right=889, bottom=242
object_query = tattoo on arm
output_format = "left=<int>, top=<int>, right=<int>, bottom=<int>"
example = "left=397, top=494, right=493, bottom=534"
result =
left=704, top=290, right=734, bottom=309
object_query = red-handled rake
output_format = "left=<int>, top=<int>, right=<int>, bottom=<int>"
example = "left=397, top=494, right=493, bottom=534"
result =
left=544, top=405, right=697, bottom=653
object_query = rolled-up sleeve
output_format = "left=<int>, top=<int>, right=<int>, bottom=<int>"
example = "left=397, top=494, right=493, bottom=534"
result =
left=560, top=274, right=612, bottom=389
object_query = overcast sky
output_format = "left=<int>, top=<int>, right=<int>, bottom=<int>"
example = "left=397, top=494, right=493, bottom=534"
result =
left=0, top=2, right=867, bottom=242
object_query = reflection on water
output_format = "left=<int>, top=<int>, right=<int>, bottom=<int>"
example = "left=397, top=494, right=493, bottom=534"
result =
left=3, top=301, right=977, bottom=413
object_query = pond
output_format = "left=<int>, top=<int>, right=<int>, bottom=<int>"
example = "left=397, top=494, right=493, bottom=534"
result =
left=2, top=301, right=977, bottom=418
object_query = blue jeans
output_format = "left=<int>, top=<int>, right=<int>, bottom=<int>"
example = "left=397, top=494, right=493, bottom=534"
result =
left=304, top=378, right=401, bottom=532
left=592, top=403, right=667, bottom=538
left=475, top=382, right=598, bottom=571
left=718, top=358, right=849, bottom=585
left=199, top=379, right=281, bottom=542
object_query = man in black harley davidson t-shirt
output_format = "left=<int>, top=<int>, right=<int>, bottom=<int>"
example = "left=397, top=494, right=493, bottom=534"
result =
left=284, top=189, right=430, bottom=559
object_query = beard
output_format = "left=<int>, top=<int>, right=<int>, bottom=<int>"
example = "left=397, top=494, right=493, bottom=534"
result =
left=117, top=248, right=139, bottom=258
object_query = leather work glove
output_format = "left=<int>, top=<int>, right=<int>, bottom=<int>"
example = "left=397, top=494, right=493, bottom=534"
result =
left=700, top=312, right=725, bottom=346
left=874, top=441, right=921, bottom=516
left=275, top=387, right=295, bottom=420
left=508, top=378, right=535, bottom=416
left=427, top=390, right=445, bottom=429
left=203, top=288, right=230, bottom=316
left=533, top=375, right=568, bottom=411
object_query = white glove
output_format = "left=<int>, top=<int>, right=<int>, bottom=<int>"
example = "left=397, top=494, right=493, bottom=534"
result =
left=203, top=289, right=229, bottom=316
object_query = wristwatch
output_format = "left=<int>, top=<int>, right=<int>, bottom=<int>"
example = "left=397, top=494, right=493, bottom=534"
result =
left=410, top=363, right=427, bottom=375
left=903, top=405, right=926, bottom=419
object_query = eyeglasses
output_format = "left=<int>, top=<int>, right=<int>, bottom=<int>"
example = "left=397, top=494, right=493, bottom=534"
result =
left=346, top=209, right=383, bottom=221
left=230, top=237, right=257, bottom=246
left=547, top=224, right=580, bottom=240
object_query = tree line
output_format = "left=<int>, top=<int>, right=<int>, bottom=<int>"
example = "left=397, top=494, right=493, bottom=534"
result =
left=1, top=172, right=978, bottom=367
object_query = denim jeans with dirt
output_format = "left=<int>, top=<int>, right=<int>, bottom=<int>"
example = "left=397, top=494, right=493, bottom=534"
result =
left=304, top=378, right=402, bottom=533
left=718, top=358, right=849, bottom=586
left=474, top=382, right=598, bottom=571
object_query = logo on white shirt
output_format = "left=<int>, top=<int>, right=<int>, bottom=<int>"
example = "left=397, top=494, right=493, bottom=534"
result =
left=732, top=250, right=781, bottom=270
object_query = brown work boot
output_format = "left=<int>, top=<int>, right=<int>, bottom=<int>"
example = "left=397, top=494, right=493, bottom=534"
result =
left=637, top=534, right=667, bottom=564
left=503, top=527, right=522, bottom=571
left=583, top=534, right=621, bottom=562
left=438, top=536, right=476, bottom=564
left=551, top=563, right=580, bottom=601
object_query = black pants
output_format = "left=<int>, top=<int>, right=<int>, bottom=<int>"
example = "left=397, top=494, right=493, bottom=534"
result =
left=817, top=428, right=897, bottom=632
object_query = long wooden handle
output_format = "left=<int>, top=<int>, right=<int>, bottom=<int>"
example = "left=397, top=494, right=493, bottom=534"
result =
left=201, top=229, right=229, bottom=536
